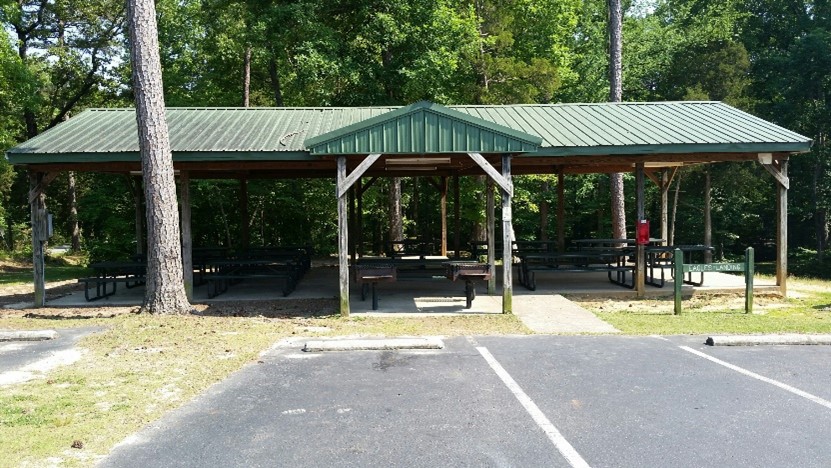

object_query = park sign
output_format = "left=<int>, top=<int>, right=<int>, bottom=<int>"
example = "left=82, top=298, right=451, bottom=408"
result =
left=686, top=263, right=744, bottom=272
left=674, top=247, right=755, bottom=315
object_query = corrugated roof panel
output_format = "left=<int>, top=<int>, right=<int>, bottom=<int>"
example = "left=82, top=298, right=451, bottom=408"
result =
left=6, top=102, right=812, bottom=164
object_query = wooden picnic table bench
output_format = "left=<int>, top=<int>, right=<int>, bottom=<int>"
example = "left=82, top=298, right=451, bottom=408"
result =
left=517, top=249, right=635, bottom=291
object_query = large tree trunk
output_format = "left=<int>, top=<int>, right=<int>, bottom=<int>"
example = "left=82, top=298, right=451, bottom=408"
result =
left=389, top=177, right=403, bottom=249
left=704, top=167, right=712, bottom=263
left=814, top=146, right=828, bottom=261
left=472, top=175, right=487, bottom=242
left=243, top=46, right=251, bottom=107
left=670, top=170, right=683, bottom=245
left=127, top=0, right=191, bottom=314
left=608, top=0, right=626, bottom=240
left=68, top=171, right=81, bottom=252
left=540, top=178, right=550, bottom=241
left=268, top=55, right=284, bottom=107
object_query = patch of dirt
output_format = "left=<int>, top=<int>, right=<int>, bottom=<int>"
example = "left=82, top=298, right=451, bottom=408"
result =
left=195, top=299, right=338, bottom=318
left=0, top=287, right=338, bottom=320
left=578, top=292, right=789, bottom=314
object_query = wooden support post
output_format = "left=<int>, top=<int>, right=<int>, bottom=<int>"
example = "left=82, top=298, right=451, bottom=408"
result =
left=337, top=156, right=350, bottom=316
left=239, top=178, right=249, bottom=250
left=557, top=169, right=565, bottom=253
left=454, top=174, right=461, bottom=259
left=635, top=163, right=646, bottom=297
left=660, top=169, right=670, bottom=246
left=357, top=178, right=364, bottom=257
left=179, top=171, right=193, bottom=301
left=501, top=155, right=513, bottom=313
left=540, top=179, right=549, bottom=242
left=486, top=178, right=496, bottom=294
left=440, top=176, right=448, bottom=256
left=673, top=248, right=683, bottom=315
left=745, top=247, right=755, bottom=314
left=776, top=159, right=789, bottom=296
left=349, top=184, right=356, bottom=264
left=704, top=167, right=712, bottom=263
left=29, top=172, right=46, bottom=307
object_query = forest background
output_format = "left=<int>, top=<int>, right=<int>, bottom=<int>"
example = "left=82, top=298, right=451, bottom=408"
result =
left=0, top=0, right=829, bottom=274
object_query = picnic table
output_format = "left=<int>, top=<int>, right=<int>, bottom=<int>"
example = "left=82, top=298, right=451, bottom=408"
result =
left=78, top=261, right=146, bottom=301
left=517, top=248, right=635, bottom=290
left=204, top=257, right=303, bottom=298
left=353, top=257, right=490, bottom=310
left=469, top=240, right=559, bottom=259
left=644, top=244, right=715, bottom=287
left=572, top=238, right=664, bottom=249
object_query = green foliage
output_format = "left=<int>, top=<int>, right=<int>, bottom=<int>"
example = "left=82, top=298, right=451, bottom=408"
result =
left=0, top=0, right=828, bottom=261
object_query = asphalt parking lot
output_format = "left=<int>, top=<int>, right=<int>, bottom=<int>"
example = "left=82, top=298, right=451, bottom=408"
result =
left=101, top=335, right=831, bottom=467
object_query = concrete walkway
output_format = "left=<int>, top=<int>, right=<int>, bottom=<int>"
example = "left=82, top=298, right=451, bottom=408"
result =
left=512, top=294, right=619, bottom=334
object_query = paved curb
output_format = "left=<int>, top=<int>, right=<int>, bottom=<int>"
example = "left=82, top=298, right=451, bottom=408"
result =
left=303, top=337, right=444, bottom=352
left=706, top=334, right=831, bottom=346
left=0, top=330, right=59, bottom=342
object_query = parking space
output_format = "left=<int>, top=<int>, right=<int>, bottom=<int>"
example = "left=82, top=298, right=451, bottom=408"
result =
left=102, top=335, right=831, bottom=467
left=0, top=327, right=103, bottom=385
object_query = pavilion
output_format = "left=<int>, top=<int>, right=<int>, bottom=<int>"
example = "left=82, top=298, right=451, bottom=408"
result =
left=6, top=101, right=811, bottom=315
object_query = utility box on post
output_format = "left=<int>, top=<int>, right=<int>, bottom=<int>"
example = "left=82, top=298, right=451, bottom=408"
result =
left=35, top=209, right=53, bottom=241
left=636, top=219, right=650, bottom=245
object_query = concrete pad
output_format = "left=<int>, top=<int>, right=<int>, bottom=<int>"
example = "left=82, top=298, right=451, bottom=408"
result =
left=706, top=334, right=831, bottom=346
left=0, top=330, right=58, bottom=341
left=303, top=337, right=444, bottom=352
left=513, top=294, right=619, bottom=334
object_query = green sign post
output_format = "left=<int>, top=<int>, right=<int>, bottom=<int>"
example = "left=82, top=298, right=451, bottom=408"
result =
left=674, top=247, right=754, bottom=315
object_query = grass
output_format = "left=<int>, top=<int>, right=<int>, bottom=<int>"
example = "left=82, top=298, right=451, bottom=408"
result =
left=0, top=310, right=527, bottom=467
left=1, top=255, right=91, bottom=286
left=588, top=276, right=831, bottom=335
left=0, top=265, right=91, bottom=285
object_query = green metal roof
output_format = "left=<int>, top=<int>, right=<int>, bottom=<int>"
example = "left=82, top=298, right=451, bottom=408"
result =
left=6, top=101, right=812, bottom=164
left=304, top=101, right=542, bottom=155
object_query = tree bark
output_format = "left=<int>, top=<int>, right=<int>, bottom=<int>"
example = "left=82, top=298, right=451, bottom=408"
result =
left=608, top=0, right=626, bottom=240
left=670, top=170, right=683, bottom=245
left=814, top=135, right=828, bottom=261
left=268, top=55, right=284, bottom=107
left=127, top=0, right=191, bottom=314
left=68, top=171, right=81, bottom=252
left=540, top=179, right=550, bottom=241
left=704, top=167, right=712, bottom=263
left=243, top=46, right=251, bottom=107
left=608, top=0, right=623, bottom=102
left=472, top=175, right=487, bottom=241
left=389, top=177, right=403, bottom=249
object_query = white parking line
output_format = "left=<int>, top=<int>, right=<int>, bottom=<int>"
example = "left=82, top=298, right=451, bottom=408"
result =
left=476, top=346, right=591, bottom=468
left=679, top=346, right=831, bottom=410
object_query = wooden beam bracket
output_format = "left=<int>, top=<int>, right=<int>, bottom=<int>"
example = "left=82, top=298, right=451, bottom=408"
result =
left=28, top=171, right=58, bottom=204
left=468, top=152, right=513, bottom=196
left=337, top=154, right=381, bottom=197
left=761, top=162, right=790, bottom=190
